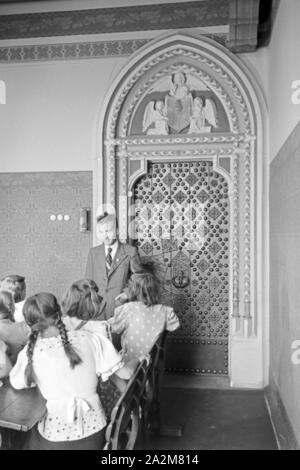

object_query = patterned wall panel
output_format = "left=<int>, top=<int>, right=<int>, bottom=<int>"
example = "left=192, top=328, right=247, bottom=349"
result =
left=0, top=34, right=228, bottom=63
left=0, top=172, right=92, bottom=300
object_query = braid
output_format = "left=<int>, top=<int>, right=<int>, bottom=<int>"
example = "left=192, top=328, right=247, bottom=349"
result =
left=25, top=330, right=39, bottom=386
left=56, top=317, right=82, bottom=368
left=90, top=288, right=102, bottom=317
left=83, top=289, right=97, bottom=319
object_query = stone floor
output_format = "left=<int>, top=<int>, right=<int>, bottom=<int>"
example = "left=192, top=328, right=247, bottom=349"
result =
left=144, top=386, right=278, bottom=450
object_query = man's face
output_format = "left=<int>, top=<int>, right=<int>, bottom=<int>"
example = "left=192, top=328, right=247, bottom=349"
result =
left=96, top=220, right=117, bottom=246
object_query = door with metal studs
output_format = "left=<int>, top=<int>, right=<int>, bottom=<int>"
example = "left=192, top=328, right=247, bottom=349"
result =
left=132, top=160, right=229, bottom=375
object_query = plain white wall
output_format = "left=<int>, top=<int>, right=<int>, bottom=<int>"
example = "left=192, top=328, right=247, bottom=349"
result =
left=268, top=0, right=300, bottom=161
left=237, top=48, right=269, bottom=109
left=0, top=58, right=126, bottom=172
left=268, top=0, right=300, bottom=446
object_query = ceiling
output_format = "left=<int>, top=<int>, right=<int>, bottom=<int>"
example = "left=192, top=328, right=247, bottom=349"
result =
left=0, top=0, right=200, bottom=3
left=0, top=0, right=278, bottom=52
left=0, top=0, right=50, bottom=3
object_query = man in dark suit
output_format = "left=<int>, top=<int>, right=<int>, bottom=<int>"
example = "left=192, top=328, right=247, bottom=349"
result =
left=85, top=212, right=142, bottom=320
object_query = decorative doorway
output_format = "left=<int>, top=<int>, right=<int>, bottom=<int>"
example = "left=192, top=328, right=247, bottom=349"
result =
left=133, top=160, right=229, bottom=374
left=96, top=33, right=268, bottom=388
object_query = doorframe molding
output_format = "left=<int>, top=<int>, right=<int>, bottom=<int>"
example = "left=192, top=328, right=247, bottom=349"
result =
left=93, top=31, right=269, bottom=388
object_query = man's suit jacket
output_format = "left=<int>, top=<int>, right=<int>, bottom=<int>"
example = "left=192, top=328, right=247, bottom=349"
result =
left=85, top=242, right=142, bottom=320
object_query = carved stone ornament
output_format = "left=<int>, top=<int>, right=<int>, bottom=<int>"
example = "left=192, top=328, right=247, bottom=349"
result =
left=141, top=71, right=219, bottom=135
left=97, top=33, right=265, bottom=347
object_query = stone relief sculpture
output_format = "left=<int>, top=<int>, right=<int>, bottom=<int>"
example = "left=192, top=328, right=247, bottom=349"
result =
left=142, top=100, right=169, bottom=135
left=188, top=96, right=217, bottom=134
left=169, top=71, right=191, bottom=100
left=142, top=71, right=218, bottom=135
left=165, top=72, right=194, bottom=133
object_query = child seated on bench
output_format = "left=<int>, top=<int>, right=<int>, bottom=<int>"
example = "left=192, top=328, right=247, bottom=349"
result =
left=9, top=292, right=139, bottom=450
left=109, top=271, right=180, bottom=363
left=0, top=291, right=28, bottom=365
left=61, top=279, right=138, bottom=419
left=61, top=279, right=110, bottom=340
left=0, top=275, right=26, bottom=323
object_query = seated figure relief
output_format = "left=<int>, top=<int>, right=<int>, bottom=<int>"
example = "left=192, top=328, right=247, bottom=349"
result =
left=188, top=96, right=217, bottom=134
left=142, top=100, right=169, bottom=135
left=142, top=71, right=218, bottom=135
left=165, top=72, right=193, bottom=133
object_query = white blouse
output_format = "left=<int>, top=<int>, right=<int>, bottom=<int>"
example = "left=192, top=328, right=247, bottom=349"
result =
left=14, top=300, right=26, bottom=323
left=110, top=301, right=180, bottom=362
left=63, top=316, right=112, bottom=341
left=10, top=330, right=123, bottom=442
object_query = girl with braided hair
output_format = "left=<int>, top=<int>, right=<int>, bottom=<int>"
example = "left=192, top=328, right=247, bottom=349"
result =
left=61, top=279, right=110, bottom=340
left=10, top=292, right=133, bottom=450
left=61, top=279, right=140, bottom=419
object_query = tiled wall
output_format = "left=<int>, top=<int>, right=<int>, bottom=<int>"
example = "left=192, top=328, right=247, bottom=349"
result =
left=0, top=171, right=92, bottom=300
left=269, top=120, right=300, bottom=446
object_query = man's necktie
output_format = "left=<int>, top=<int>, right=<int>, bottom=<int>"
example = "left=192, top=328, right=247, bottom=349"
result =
left=106, top=247, right=113, bottom=270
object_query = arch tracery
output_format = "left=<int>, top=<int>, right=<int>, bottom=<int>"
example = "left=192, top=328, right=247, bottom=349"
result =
left=96, top=32, right=267, bottom=386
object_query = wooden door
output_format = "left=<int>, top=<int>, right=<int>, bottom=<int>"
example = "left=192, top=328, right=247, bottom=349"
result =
left=133, top=160, right=229, bottom=375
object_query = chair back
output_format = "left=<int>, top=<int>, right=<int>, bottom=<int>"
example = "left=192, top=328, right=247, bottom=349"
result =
left=141, top=330, right=168, bottom=436
left=148, top=330, right=167, bottom=392
left=105, top=331, right=168, bottom=448
left=104, top=359, right=148, bottom=450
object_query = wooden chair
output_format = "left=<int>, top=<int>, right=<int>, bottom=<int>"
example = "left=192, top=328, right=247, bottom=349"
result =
left=104, top=358, right=148, bottom=450
left=140, top=331, right=183, bottom=441
left=140, top=331, right=168, bottom=439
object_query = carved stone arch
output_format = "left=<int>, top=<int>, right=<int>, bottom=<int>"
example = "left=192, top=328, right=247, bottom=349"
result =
left=95, top=32, right=268, bottom=388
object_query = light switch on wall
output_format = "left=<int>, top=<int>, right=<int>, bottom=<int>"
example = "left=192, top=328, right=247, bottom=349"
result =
left=79, top=207, right=91, bottom=232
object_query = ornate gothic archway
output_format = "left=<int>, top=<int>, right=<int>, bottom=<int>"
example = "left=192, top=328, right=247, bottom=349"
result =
left=94, top=32, right=268, bottom=388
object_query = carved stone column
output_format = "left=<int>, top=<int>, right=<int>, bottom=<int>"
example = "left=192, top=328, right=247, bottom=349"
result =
left=118, top=145, right=128, bottom=243
left=243, top=142, right=252, bottom=336
left=106, top=142, right=116, bottom=209
left=232, top=150, right=240, bottom=333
